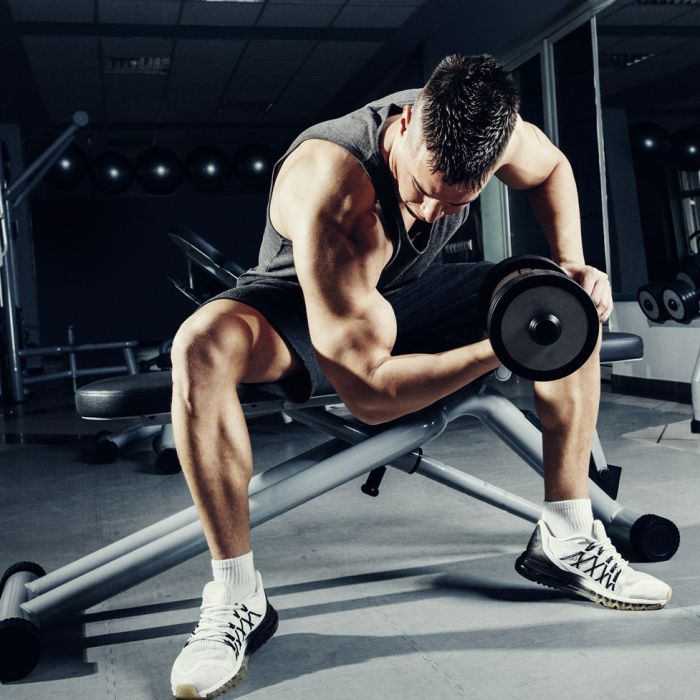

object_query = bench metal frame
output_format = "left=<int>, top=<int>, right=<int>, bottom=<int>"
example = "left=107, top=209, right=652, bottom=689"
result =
left=0, top=375, right=680, bottom=682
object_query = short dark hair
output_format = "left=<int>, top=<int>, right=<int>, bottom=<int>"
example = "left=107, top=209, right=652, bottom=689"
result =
left=418, top=54, right=520, bottom=189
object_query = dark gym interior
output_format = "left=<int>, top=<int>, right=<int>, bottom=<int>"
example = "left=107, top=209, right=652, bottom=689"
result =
left=2, top=1, right=700, bottom=699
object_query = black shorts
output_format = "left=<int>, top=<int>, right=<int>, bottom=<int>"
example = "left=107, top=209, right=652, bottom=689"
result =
left=205, top=261, right=495, bottom=403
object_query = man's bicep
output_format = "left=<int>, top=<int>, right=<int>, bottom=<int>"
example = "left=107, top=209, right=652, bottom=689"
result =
left=294, top=230, right=397, bottom=392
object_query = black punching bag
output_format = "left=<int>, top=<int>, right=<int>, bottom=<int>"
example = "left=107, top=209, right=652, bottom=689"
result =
left=135, top=147, right=183, bottom=195
left=186, top=146, right=231, bottom=192
left=91, top=152, right=133, bottom=194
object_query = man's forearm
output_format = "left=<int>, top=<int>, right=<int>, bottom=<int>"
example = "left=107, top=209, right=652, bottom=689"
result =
left=349, top=340, right=501, bottom=424
left=527, top=157, right=585, bottom=266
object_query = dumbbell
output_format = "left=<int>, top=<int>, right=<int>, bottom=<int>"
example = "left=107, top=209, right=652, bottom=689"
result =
left=638, top=282, right=669, bottom=323
left=662, top=257, right=700, bottom=324
left=640, top=256, right=700, bottom=324
left=478, top=255, right=600, bottom=381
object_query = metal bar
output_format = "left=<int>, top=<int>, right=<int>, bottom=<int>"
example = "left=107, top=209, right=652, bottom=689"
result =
left=68, top=325, right=78, bottom=394
left=23, top=410, right=449, bottom=622
left=291, top=407, right=542, bottom=523
left=23, top=366, right=131, bottom=385
left=415, top=454, right=542, bottom=523
left=501, top=0, right=615, bottom=70
left=23, top=439, right=351, bottom=607
left=541, top=39, right=559, bottom=146
left=123, top=347, right=138, bottom=375
left=591, top=16, right=613, bottom=280
left=0, top=156, right=26, bottom=403
left=466, top=386, right=644, bottom=534
left=7, top=112, right=88, bottom=206
left=18, top=340, right=139, bottom=356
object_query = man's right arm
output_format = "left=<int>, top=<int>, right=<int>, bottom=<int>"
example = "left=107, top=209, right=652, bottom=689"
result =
left=274, top=141, right=500, bottom=424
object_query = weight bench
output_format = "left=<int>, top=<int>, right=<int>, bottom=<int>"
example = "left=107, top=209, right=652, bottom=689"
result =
left=0, top=331, right=681, bottom=682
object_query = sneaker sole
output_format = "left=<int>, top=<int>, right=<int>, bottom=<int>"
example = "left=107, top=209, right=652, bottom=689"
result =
left=515, top=553, right=671, bottom=611
left=173, top=600, right=280, bottom=699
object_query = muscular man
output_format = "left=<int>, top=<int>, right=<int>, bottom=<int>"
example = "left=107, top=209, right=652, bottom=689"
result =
left=169, top=55, right=671, bottom=699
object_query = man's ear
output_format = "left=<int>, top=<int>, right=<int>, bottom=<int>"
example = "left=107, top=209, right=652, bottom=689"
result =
left=400, top=104, right=413, bottom=134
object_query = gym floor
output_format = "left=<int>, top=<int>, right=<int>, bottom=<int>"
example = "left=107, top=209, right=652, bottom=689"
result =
left=2, top=373, right=700, bottom=700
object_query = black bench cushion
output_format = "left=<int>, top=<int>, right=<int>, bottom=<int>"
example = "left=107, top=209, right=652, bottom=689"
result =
left=76, top=331, right=643, bottom=420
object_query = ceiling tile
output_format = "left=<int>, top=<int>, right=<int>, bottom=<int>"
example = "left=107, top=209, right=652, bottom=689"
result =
left=180, top=1, right=263, bottom=26
left=243, top=40, right=316, bottom=61
left=173, top=39, right=246, bottom=61
left=607, top=36, right=694, bottom=55
left=8, top=0, right=94, bottom=22
left=170, top=57, right=236, bottom=76
left=347, top=0, right=425, bottom=5
left=308, top=41, right=382, bottom=62
left=268, top=0, right=342, bottom=5
left=257, top=4, right=339, bottom=27
left=98, top=0, right=181, bottom=24
left=22, top=36, right=100, bottom=75
left=101, top=37, right=174, bottom=58
left=600, top=4, right=694, bottom=26
left=667, top=8, right=700, bottom=26
left=333, top=5, right=416, bottom=28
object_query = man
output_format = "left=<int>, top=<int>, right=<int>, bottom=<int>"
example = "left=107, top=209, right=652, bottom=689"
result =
left=169, top=55, right=671, bottom=699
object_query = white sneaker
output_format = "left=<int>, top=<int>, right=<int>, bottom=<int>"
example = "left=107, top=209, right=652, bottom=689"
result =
left=515, top=520, right=672, bottom=611
left=171, top=572, right=278, bottom=699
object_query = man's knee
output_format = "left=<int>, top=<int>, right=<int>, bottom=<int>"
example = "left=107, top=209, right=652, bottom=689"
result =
left=171, top=303, right=251, bottom=385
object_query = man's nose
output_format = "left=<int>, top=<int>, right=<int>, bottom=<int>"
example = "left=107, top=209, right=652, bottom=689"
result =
left=420, top=198, right=444, bottom=223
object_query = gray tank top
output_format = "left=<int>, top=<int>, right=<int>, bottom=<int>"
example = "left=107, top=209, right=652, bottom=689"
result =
left=237, top=89, right=470, bottom=294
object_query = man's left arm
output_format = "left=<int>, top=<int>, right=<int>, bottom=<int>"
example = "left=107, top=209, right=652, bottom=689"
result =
left=494, top=116, right=612, bottom=322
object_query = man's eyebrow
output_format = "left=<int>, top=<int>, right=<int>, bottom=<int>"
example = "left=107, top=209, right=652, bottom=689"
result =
left=412, top=176, right=471, bottom=206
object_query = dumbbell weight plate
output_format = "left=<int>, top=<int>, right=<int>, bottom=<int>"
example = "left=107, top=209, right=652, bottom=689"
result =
left=662, top=279, right=698, bottom=324
left=488, top=271, right=600, bottom=381
left=478, top=255, right=564, bottom=331
left=637, top=282, right=668, bottom=323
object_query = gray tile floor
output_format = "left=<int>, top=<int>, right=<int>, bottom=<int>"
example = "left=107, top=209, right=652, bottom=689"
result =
left=1, top=376, right=699, bottom=700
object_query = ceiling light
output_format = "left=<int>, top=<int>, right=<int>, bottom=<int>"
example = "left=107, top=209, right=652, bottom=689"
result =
left=104, top=57, right=170, bottom=75
left=599, top=52, right=656, bottom=68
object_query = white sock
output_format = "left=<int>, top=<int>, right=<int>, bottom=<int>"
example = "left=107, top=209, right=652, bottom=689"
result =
left=541, top=499, right=594, bottom=538
left=211, top=551, right=257, bottom=598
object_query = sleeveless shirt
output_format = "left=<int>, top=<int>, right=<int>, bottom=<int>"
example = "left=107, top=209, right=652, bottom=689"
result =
left=237, top=89, right=470, bottom=294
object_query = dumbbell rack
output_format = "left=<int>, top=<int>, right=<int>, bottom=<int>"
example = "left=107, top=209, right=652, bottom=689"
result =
left=638, top=255, right=700, bottom=432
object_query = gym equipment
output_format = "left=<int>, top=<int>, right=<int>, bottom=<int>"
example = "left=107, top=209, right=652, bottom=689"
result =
left=134, top=147, right=183, bottom=195
left=232, top=143, right=275, bottom=184
left=671, top=129, right=700, bottom=172
left=0, top=330, right=678, bottom=682
left=637, top=263, right=700, bottom=434
left=662, top=280, right=700, bottom=324
left=629, top=122, right=669, bottom=165
left=479, top=255, right=599, bottom=381
left=43, top=143, right=89, bottom=187
left=94, top=227, right=247, bottom=464
left=168, top=225, right=244, bottom=302
left=19, top=323, right=139, bottom=395
left=91, top=151, right=133, bottom=195
left=637, top=281, right=669, bottom=323
left=185, top=146, right=231, bottom=192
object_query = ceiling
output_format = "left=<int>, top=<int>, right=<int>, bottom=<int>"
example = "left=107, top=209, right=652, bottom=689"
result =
left=0, top=0, right=698, bottom=162
left=1, top=0, right=437, bottom=157
left=597, top=0, right=700, bottom=131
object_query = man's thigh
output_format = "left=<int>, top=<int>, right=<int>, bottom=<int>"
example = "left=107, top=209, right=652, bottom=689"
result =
left=386, top=261, right=495, bottom=354
left=201, top=281, right=325, bottom=403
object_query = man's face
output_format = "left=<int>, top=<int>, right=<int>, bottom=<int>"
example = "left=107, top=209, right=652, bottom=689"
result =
left=394, top=105, right=478, bottom=224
